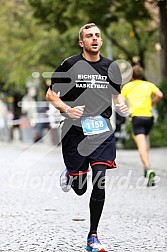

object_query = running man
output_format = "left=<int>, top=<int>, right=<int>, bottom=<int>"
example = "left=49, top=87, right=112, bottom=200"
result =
left=121, top=65, right=163, bottom=186
left=46, top=23, right=128, bottom=251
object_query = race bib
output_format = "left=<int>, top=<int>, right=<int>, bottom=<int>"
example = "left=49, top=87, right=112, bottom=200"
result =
left=81, top=115, right=109, bottom=135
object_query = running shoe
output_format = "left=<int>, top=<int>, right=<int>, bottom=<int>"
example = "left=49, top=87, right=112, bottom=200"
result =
left=86, top=234, right=106, bottom=251
left=146, top=169, right=155, bottom=187
left=59, top=169, right=72, bottom=192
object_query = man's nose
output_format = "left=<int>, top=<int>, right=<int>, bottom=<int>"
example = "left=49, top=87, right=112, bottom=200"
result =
left=92, top=35, right=97, bottom=40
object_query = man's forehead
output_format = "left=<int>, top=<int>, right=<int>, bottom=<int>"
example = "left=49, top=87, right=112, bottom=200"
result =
left=83, top=26, right=101, bottom=35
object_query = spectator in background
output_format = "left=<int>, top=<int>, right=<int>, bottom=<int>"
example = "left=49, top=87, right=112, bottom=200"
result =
left=35, top=101, right=49, bottom=142
left=20, top=86, right=38, bottom=143
left=21, top=86, right=37, bottom=126
left=46, top=98, right=64, bottom=145
left=0, top=96, right=9, bottom=141
left=121, top=65, right=163, bottom=186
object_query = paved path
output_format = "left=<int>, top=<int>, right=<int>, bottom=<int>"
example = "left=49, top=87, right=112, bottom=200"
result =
left=0, top=142, right=167, bottom=251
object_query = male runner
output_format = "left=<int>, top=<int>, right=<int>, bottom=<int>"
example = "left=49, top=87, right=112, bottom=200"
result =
left=46, top=23, right=128, bottom=251
left=121, top=65, right=163, bottom=186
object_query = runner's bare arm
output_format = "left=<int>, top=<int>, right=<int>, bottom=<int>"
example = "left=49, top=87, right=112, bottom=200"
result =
left=112, top=94, right=129, bottom=115
left=46, top=88, right=85, bottom=119
left=152, top=90, right=163, bottom=106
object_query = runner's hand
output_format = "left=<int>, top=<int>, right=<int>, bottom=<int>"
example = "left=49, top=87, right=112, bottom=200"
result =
left=115, top=103, right=129, bottom=116
left=68, top=105, right=85, bottom=119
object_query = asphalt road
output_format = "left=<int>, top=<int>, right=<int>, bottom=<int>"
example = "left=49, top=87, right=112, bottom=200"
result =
left=0, top=141, right=167, bottom=252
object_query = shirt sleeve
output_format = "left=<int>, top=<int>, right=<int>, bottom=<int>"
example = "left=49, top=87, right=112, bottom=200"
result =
left=121, top=84, right=127, bottom=99
left=108, top=61, right=121, bottom=94
left=150, top=83, right=160, bottom=95
left=50, top=59, right=71, bottom=93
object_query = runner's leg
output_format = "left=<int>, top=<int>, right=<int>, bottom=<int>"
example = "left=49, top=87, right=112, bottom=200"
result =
left=88, top=164, right=107, bottom=237
left=71, top=173, right=87, bottom=196
left=133, top=134, right=150, bottom=168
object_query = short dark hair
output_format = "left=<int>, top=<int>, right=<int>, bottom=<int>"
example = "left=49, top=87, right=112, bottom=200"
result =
left=79, top=23, right=99, bottom=40
left=132, top=65, right=144, bottom=80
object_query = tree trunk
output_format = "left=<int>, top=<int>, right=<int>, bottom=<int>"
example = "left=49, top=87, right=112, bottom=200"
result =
left=159, top=0, right=167, bottom=78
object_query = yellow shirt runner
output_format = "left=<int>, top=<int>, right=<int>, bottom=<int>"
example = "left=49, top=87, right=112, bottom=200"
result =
left=121, top=80, right=160, bottom=117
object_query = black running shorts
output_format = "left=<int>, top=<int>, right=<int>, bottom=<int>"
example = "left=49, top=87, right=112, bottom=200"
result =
left=61, top=125, right=117, bottom=176
left=132, top=116, right=154, bottom=136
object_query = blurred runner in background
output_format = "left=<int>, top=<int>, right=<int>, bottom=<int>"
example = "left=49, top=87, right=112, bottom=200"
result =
left=121, top=65, right=163, bottom=186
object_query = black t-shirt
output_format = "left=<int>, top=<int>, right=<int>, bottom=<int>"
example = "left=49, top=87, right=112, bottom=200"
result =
left=51, top=54, right=121, bottom=119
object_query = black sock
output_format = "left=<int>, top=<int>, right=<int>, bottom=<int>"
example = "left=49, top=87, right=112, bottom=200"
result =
left=88, top=230, right=97, bottom=238
left=144, top=168, right=149, bottom=177
left=89, top=197, right=105, bottom=237
left=88, top=164, right=106, bottom=238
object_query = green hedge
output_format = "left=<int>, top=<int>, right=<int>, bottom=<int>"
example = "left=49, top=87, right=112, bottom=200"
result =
left=150, top=119, right=167, bottom=147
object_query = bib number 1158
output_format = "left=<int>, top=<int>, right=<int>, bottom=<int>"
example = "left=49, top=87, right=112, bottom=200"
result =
left=81, top=115, right=109, bottom=135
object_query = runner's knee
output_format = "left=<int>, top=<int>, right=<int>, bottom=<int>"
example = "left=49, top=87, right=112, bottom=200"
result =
left=91, top=165, right=107, bottom=200
left=71, top=174, right=87, bottom=196
left=72, top=187, right=87, bottom=196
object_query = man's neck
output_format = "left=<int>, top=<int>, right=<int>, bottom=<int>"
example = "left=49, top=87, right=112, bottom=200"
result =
left=82, top=52, right=100, bottom=62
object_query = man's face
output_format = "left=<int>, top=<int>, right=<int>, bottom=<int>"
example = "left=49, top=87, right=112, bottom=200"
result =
left=79, top=26, right=103, bottom=54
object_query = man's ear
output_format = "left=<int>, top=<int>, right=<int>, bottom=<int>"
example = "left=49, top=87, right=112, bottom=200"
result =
left=79, top=40, right=84, bottom=48
left=101, top=39, right=103, bottom=46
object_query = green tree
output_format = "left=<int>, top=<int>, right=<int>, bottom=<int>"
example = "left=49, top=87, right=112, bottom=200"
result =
left=157, top=0, right=167, bottom=78
left=150, top=78, right=167, bottom=147
left=29, top=0, right=159, bottom=67
left=0, top=0, right=70, bottom=93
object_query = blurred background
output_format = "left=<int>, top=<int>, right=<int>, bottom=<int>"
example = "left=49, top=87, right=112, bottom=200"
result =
left=0, top=0, right=166, bottom=148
